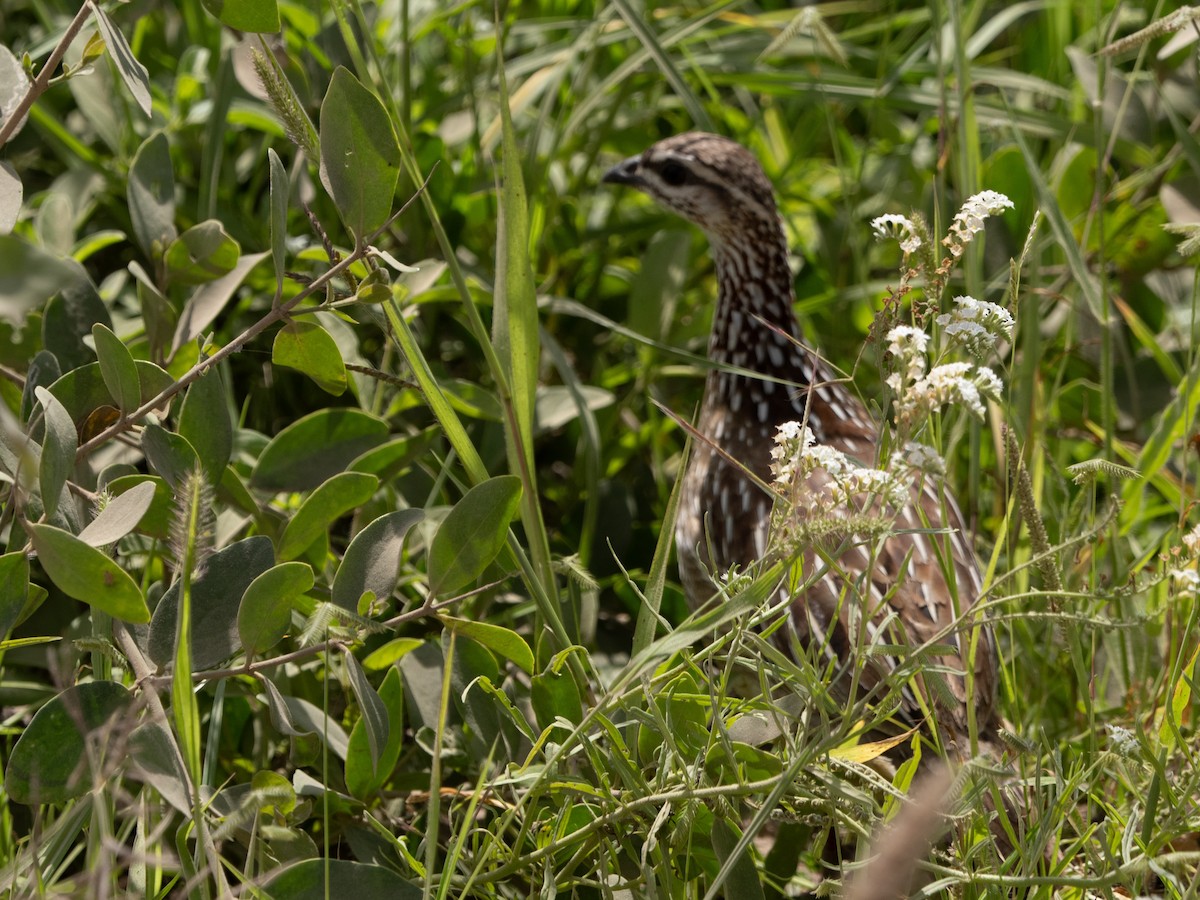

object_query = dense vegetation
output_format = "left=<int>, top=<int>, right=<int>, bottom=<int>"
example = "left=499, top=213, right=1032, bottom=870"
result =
left=1, top=0, right=1199, bottom=896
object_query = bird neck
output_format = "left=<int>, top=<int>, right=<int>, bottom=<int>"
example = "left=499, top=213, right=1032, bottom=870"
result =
left=707, top=227, right=807, bottom=378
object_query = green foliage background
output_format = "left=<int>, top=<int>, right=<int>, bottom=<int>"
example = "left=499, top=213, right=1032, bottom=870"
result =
left=1, top=0, right=1199, bottom=897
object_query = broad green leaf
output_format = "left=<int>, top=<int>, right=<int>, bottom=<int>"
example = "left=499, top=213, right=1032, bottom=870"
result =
left=318, top=67, right=401, bottom=242
left=0, top=551, right=30, bottom=640
left=4, top=682, right=134, bottom=804
left=251, top=408, right=389, bottom=493
left=90, top=4, right=151, bottom=116
left=346, top=667, right=404, bottom=799
left=127, top=133, right=176, bottom=258
left=178, top=368, right=232, bottom=484
left=0, top=236, right=88, bottom=329
left=264, top=860, right=421, bottom=900
left=268, top=148, right=288, bottom=298
left=272, top=320, right=348, bottom=396
left=77, top=480, right=157, bottom=546
left=148, top=536, right=275, bottom=669
left=140, top=423, right=199, bottom=491
left=331, top=510, right=423, bottom=612
left=48, top=359, right=173, bottom=426
left=277, top=472, right=379, bottom=561
left=238, top=562, right=312, bottom=657
left=34, top=386, right=76, bottom=520
left=428, top=476, right=522, bottom=597
left=531, top=655, right=584, bottom=730
left=251, top=770, right=296, bottom=817
left=43, top=278, right=112, bottom=371
left=348, top=427, right=441, bottom=481
left=199, top=0, right=280, bottom=32
left=441, top=615, right=534, bottom=675
left=28, top=524, right=149, bottom=623
left=164, top=220, right=240, bottom=285
left=343, top=648, right=389, bottom=771
left=710, top=817, right=766, bottom=900
left=91, top=323, right=141, bottom=413
left=362, top=637, right=423, bottom=671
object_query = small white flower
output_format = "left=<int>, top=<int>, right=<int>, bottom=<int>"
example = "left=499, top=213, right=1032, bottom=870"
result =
left=1104, top=724, right=1139, bottom=756
left=1170, top=568, right=1200, bottom=595
left=936, top=295, right=1015, bottom=355
left=944, top=191, right=1014, bottom=257
left=871, top=214, right=922, bottom=254
left=900, top=442, right=946, bottom=476
left=1182, top=523, right=1200, bottom=557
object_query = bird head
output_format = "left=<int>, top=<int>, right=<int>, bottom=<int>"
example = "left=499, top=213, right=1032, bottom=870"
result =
left=602, top=132, right=780, bottom=244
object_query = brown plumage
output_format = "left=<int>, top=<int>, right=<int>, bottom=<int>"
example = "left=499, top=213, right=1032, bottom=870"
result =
left=604, top=132, right=997, bottom=744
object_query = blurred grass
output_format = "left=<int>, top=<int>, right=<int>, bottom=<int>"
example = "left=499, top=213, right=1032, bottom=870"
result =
left=2, top=0, right=1200, bottom=895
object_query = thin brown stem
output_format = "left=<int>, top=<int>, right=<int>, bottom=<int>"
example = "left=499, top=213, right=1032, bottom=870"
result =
left=0, top=3, right=93, bottom=148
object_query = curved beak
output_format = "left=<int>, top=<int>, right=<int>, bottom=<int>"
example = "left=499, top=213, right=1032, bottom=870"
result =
left=602, top=155, right=643, bottom=186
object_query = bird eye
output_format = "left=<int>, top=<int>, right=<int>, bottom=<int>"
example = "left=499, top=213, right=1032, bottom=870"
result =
left=659, top=160, right=689, bottom=186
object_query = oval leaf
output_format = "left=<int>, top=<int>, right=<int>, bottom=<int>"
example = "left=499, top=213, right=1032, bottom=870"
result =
left=272, top=320, right=348, bottom=396
left=441, top=615, right=534, bottom=676
left=127, top=133, right=176, bottom=258
left=149, top=535, right=275, bottom=669
left=264, top=860, right=421, bottom=900
left=251, top=408, right=389, bottom=493
left=277, top=472, right=379, bottom=561
left=318, top=67, right=401, bottom=241
left=238, top=562, right=313, bottom=657
left=28, top=524, right=149, bottom=623
left=331, top=509, right=423, bottom=612
left=346, top=667, right=404, bottom=799
left=5, top=682, right=134, bottom=805
left=34, top=386, right=77, bottom=520
left=428, top=476, right=522, bottom=597
left=178, top=368, right=232, bottom=484
left=77, top=480, right=157, bottom=546
left=342, top=648, right=388, bottom=772
left=91, top=323, right=141, bottom=413
left=164, top=220, right=240, bottom=285
left=200, top=0, right=280, bottom=32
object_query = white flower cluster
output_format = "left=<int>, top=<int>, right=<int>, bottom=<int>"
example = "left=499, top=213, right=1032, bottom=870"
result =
left=936, top=295, right=1015, bottom=357
left=870, top=213, right=922, bottom=255
left=944, top=190, right=1014, bottom=257
left=770, top=422, right=908, bottom=510
left=902, top=441, right=946, bottom=476
left=1104, top=724, right=1139, bottom=756
left=886, top=326, right=1003, bottom=429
